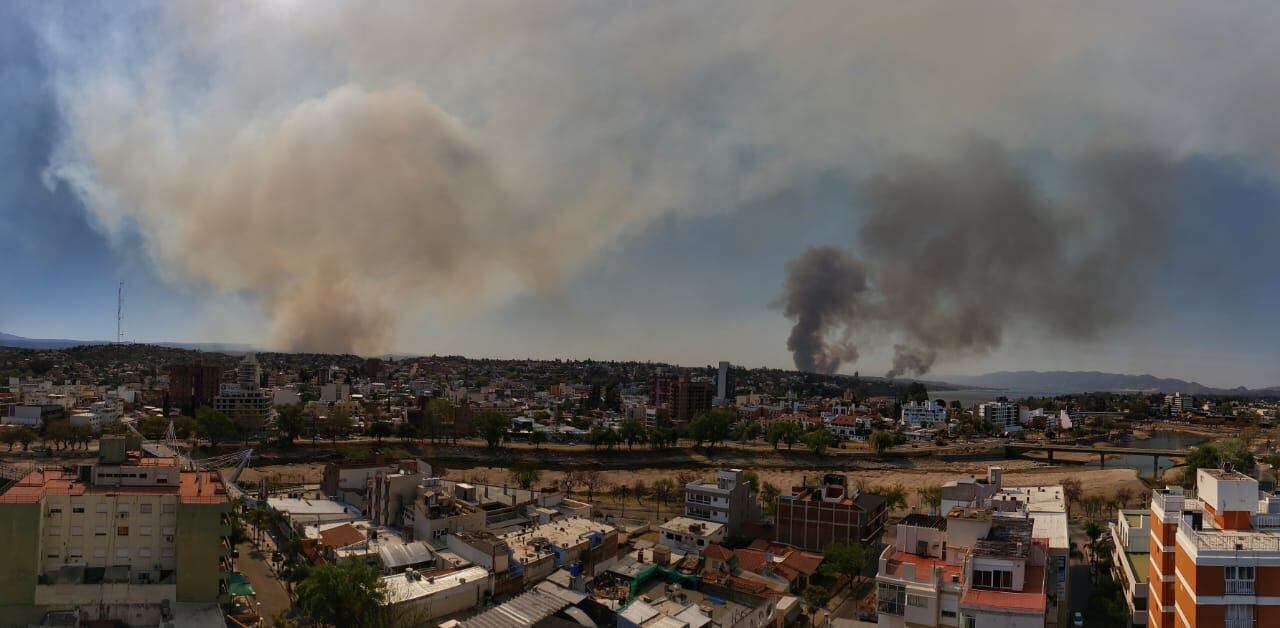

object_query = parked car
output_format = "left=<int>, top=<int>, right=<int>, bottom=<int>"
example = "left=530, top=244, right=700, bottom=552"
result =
left=1072, top=611, right=1084, bottom=627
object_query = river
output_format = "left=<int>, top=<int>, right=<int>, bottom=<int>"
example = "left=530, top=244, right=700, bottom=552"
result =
left=1085, top=430, right=1207, bottom=477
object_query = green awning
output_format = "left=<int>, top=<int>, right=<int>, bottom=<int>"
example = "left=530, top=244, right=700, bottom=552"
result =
left=228, top=572, right=256, bottom=597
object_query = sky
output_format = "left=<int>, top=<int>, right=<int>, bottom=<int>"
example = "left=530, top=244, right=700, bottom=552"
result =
left=3, top=2, right=1280, bottom=388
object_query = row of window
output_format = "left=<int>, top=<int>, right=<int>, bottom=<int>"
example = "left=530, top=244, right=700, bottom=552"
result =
left=972, top=569, right=1014, bottom=590
left=46, top=547, right=174, bottom=560
left=48, top=525, right=175, bottom=537
left=48, top=503, right=174, bottom=515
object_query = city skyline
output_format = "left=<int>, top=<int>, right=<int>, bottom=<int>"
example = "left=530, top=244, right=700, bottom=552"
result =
left=4, top=3, right=1280, bottom=387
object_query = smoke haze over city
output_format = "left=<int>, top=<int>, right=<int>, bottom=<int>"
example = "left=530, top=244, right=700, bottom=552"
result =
left=5, top=2, right=1280, bottom=386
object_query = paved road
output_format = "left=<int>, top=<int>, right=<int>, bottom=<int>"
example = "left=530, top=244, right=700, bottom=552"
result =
left=236, top=539, right=293, bottom=621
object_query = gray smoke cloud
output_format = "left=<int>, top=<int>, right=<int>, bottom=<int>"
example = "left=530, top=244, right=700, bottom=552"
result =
left=782, top=140, right=1178, bottom=376
left=23, top=2, right=1280, bottom=354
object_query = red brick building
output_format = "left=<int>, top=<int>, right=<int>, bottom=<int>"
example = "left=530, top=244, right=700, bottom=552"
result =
left=774, top=474, right=887, bottom=551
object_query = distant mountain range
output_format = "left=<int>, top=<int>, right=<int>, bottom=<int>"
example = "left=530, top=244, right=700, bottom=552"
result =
left=0, top=332, right=256, bottom=354
left=942, top=370, right=1280, bottom=396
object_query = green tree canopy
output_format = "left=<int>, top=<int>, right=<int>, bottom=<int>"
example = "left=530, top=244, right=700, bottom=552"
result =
left=474, top=411, right=509, bottom=448
left=296, top=560, right=387, bottom=627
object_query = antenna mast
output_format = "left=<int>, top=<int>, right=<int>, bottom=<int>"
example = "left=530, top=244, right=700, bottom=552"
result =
left=117, top=281, right=123, bottom=344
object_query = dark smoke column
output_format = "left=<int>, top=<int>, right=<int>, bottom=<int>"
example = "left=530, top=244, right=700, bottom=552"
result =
left=779, top=246, right=870, bottom=374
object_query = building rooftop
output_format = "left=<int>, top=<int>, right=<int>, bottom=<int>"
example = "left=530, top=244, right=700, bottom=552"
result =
left=660, top=516, right=724, bottom=536
left=881, top=548, right=963, bottom=584
left=973, top=517, right=1036, bottom=559
left=900, top=513, right=947, bottom=530
left=383, top=565, right=489, bottom=605
left=960, top=564, right=1047, bottom=614
left=0, top=466, right=227, bottom=505
left=1125, top=551, right=1150, bottom=584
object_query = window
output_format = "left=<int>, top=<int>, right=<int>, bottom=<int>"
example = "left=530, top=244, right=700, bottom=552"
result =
left=140, top=503, right=153, bottom=514
left=161, top=548, right=174, bottom=558
left=71, top=526, right=83, bottom=536
left=93, top=549, right=106, bottom=558
left=48, top=507, right=62, bottom=515
left=1225, top=566, right=1256, bottom=595
left=94, top=527, right=107, bottom=537
left=72, top=507, right=84, bottom=514
left=117, top=526, right=129, bottom=536
left=162, top=503, right=176, bottom=514
left=972, top=569, right=1013, bottom=590
left=116, top=548, right=129, bottom=558
left=139, top=548, right=153, bottom=558
left=942, top=610, right=957, bottom=618
left=96, top=504, right=108, bottom=513
left=907, top=594, right=929, bottom=608
left=47, top=553, right=60, bottom=559
left=69, top=549, right=83, bottom=558
left=140, top=526, right=153, bottom=536
left=877, top=583, right=905, bottom=615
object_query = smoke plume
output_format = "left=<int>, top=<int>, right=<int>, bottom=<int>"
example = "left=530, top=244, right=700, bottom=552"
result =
left=782, top=140, right=1177, bottom=376
left=23, top=2, right=1280, bottom=354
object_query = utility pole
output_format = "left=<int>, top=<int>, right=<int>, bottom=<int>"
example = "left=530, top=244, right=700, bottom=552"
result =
left=117, top=281, right=124, bottom=344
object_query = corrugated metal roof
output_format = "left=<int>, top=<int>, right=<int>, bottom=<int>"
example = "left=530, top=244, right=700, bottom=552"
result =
left=379, top=541, right=434, bottom=569
left=462, top=586, right=571, bottom=628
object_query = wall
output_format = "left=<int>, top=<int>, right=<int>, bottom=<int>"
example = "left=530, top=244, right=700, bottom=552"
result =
left=175, top=501, right=231, bottom=602
left=0, top=501, right=41, bottom=625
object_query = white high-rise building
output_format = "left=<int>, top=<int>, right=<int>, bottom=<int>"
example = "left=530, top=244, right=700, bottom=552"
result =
left=901, top=400, right=948, bottom=427
left=714, top=361, right=733, bottom=406
left=978, top=402, right=1022, bottom=434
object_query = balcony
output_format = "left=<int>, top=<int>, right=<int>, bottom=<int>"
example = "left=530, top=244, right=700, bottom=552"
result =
left=1225, top=579, right=1255, bottom=595
left=1252, top=513, right=1280, bottom=529
left=1224, top=620, right=1253, bottom=628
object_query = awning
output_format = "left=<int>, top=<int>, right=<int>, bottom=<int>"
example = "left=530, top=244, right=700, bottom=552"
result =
left=228, top=572, right=256, bottom=597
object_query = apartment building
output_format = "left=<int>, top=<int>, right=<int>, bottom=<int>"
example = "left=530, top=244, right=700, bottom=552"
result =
left=684, top=468, right=755, bottom=535
left=1112, top=509, right=1151, bottom=626
left=0, top=436, right=232, bottom=626
left=978, top=402, right=1022, bottom=434
left=876, top=510, right=1051, bottom=628
left=1149, top=469, right=1280, bottom=628
left=213, top=354, right=272, bottom=430
left=167, top=361, right=223, bottom=412
left=774, top=474, right=887, bottom=552
left=659, top=516, right=726, bottom=555
left=902, top=400, right=948, bottom=428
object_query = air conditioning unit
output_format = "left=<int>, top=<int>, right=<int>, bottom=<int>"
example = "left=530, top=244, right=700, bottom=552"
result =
left=165, top=536, right=174, bottom=543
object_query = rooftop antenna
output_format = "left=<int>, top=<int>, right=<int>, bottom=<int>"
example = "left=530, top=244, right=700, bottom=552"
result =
left=116, top=281, right=124, bottom=344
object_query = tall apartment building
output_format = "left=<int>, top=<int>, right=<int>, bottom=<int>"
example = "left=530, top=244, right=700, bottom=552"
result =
left=1149, top=469, right=1280, bottom=628
left=775, top=474, right=887, bottom=552
left=714, top=361, right=735, bottom=406
left=213, top=354, right=272, bottom=429
left=902, top=400, right=948, bottom=427
left=650, top=372, right=714, bottom=426
left=167, top=360, right=224, bottom=412
left=0, top=436, right=232, bottom=626
left=978, top=402, right=1022, bottom=434
left=1111, top=509, right=1151, bottom=626
left=684, top=469, right=755, bottom=535
left=1164, top=393, right=1193, bottom=418
left=876, top=510, right=1052, bottom=627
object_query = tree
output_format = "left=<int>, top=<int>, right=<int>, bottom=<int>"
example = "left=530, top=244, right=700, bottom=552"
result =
left=871, top=484, right=908, bottom=513
left=610, top=484, right=633, bottom=517
left=766, top=423, right=789, bottom=450
left=296, top=561, right=387, bottom=627
left=1061, top=478, right=1083, bottom=518
left=474, top=411, right=508, bottom=449
left=509, top=462, right=540, bottom=490
left=651, top=478, right=675, bottom=517
left=760, top=481, right=781, bottom=516
left=632, top=479, right=648, bottom=507
left=869, top=430, right=896, bottom=456
left=688, top=407, right=734, bottom=448
left=529, top=430, right=548, bottom=449
left=45, top=420, right=73, bottom=451
left=905, top=381, right=929, bottom=403
left=619, top=420, right=647, bottom=450
left=782, top=423, right=801, bottom=450
left=369, top=421, right=392, bottom=445
left=0, top=429, right=18, bottom=451
left=396, top=421, right=418, bottom=442
left=15, top=427, right=36, bottom=451
left=917, top=486, right=942, bottom=515
left=277, top=404, right=306, bottom=445
left=820, top=541, right=868, bottom=583
left=802, top=429, right=836, bottom=455
left=196, top=407, right=237, bottom=449
left=580, top=470, right=605, bottom=503
left=802, top=584, right=830, bottom=621
left=324, top=408, right=353, bottom=450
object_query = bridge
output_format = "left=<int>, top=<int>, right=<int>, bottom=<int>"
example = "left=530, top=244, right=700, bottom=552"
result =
left=1005, top=442, right=1192, bottom=478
